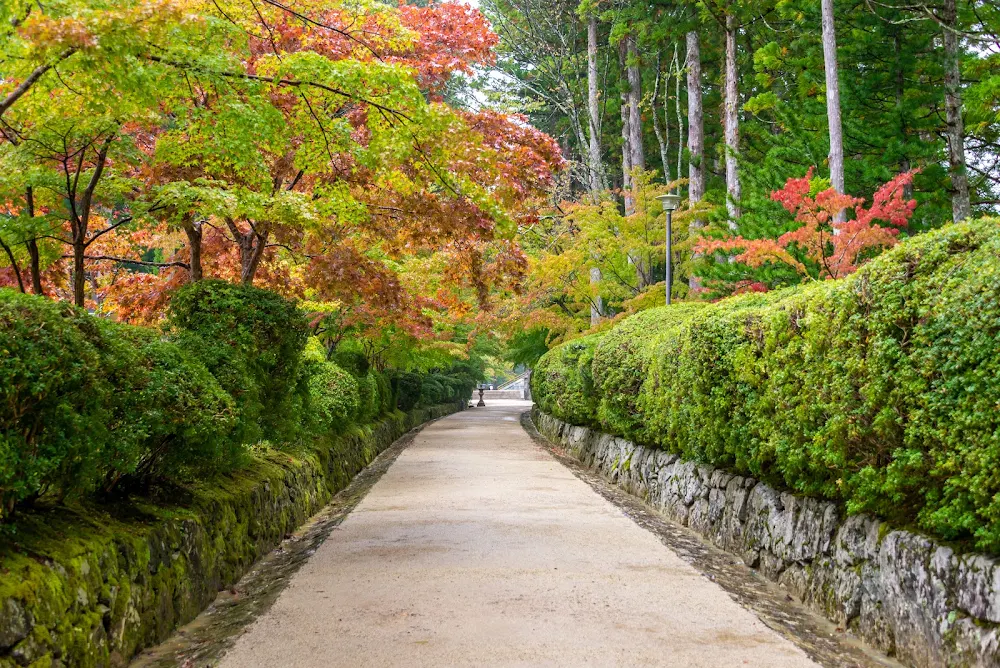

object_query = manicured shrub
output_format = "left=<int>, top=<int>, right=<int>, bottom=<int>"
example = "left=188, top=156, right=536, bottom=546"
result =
left=0, top=292, right=109, bottom=517
left=391, top=372, right=423, bottom=412
left=420, top=376, right=446, bottom=406
left=531, top=333, right=604, bottom=428
left=168, top=280, right=309, bottom=444
left=95, top=321, right=239, bottom=491
left=355, top=372, right=381, bottom=423
left=592, top=303, right=706, bottom=441
left=372, top=371, right=393, bottom=415
left=302, top=358, right=360, bottom=435
left=534, top=218, right=1000, bottom=552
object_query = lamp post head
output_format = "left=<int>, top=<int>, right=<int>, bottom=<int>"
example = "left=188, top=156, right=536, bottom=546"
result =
left=656, top=192, right=682, bottom=212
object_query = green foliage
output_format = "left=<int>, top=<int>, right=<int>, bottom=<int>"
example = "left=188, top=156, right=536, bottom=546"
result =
left=505, top=327, right=552, bottom=368
left=531, top=333, right=604, bottom=428
left=168, top=280, right=309, bottom=444
left=535, top=218, right=1000, bottom=553
left=0, top=291, right=108, bottom=518
left=94, top=321, right=240, bottom=491
left=391, top=372, right=424, bottom=412
left=592, top=303, right=707, bottom=441
left=302, top=358, right=360, bottom=436
left=420, top=375, right=447, bottom=406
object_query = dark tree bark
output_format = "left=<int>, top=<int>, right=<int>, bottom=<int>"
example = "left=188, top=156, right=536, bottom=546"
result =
left=182, top=214, right=204, bottom=282
left=25, top=187, right=43, bottom=295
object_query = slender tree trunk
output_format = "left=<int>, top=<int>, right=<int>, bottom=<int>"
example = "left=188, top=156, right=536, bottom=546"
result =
left=626, top=37, right=645, bottom=173
left=587, top=14, right=608, bottom=327
left=686, top=32, right=705, bottom=204
left=182, top=215, right=203, bottom=281
left=675, top=46, right=685, bottom=188
left=821, top=0, right=846, bottom=222
left=626, top=36, right=650, bottom=289
left=724, top=12, right=741, bottom=226
left=25, top=186, right=43, bottom=295
left=72, top=238, right=86, bottom=307
left=226, top=217, right=268, bottom=285
left=0, top=236, right=25, bottom=292
left=941, top=0, right=970, bottom=222
left=27, top=240, right=42, bottom=294
left=587, top=17, right=605, bottom=323
left=621, top=43, right=633, bottom=212
left=687, top=31, right=705, bottom=293
left=590, top=266, right=603, bottom=326
left=586, top=15, right=607, bottom=195
left=242, top=231, right=267, bottom=285
left=894, top=32, right=914, bottom=200
left=651, top=55, right=671, bottom=183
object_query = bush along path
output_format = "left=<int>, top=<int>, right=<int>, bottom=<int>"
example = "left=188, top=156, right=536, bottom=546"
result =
left=531, top=218, right=1000, bottom=667
left=0, top=281, right=474, bottom=666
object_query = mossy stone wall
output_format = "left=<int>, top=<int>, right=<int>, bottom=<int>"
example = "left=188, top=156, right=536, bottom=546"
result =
left=0, top=403, right=461, bottom=668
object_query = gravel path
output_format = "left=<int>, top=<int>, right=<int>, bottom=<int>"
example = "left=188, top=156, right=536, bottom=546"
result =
left=219, top=402, right=818, bottom=667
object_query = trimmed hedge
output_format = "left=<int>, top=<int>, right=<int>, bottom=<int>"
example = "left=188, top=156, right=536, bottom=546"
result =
left=532, top=333, right=605, bottom=428
left=168, top=280, right=309, bottom=444
left=0, top=283, right=475, bottom=521
left=533, top=218, right=1000, bottom=552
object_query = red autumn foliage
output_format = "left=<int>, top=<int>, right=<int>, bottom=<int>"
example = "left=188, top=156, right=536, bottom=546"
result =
left=696, top=168, right=918, bottom=281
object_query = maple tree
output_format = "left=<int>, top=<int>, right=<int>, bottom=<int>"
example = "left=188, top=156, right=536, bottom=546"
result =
left=0, top=0, right=563, bottom=367
left=695, top=168, right=918, bottom=283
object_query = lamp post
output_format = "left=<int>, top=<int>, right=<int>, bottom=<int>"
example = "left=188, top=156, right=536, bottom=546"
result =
left=656, top=192, right=681, bottom=305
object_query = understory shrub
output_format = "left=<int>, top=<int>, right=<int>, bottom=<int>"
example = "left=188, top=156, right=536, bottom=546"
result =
left=531, top=333, right=604, bottom=428
left=391, top=372, right=423, bottom=411
left=95, top=321, right=239, bottom=492
left=1, top=280, right=471, bottom=520
left=534, top=218, right=1000, bottom=552
left=168, top=280, right=309, bottom=444
left=0, top=292, right=108, bottom=518
left=419, top=375, right=446, bottom=406
left=302, top=357, right=360, bottom=436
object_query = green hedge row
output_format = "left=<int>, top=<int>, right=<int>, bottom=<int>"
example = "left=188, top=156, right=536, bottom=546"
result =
left=0, top=280, right=470, bottom=520
left=532, top=218, right=1000, bottom=552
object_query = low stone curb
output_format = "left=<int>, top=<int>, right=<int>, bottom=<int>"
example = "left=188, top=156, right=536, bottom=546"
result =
left=534, top=408, right=1000, bottom=668
left=0, top=403, right=463, bottom=668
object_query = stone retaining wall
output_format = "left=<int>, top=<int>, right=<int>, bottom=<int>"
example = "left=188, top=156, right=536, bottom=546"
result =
left=0, top=403, right=462, bottom=668
left=534, top=408, right=1000, bottom=668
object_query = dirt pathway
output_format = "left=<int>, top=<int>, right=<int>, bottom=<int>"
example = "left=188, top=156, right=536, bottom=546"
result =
left=214, top=401, right=832, bottom=667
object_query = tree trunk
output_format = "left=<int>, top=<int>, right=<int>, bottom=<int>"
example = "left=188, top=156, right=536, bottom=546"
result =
left=724, top=12, right=741, bottom=226
left=651, top=55, right=671, bottom=182
left=72, top=240, right=86, bottom=307
left=687, top=31, right=705, bottom=293
left=942, top=0, right=970, bottom=222
left=894, top=32, right=914, bottom=200
left=226, top=217, right=268, bottom=285
left=590, top=266, right=603, bottom=326
left=626, top=36, right=645, bottom=173
left=27, top=240, right=42, bottom=294
left=182, top=215, right=203, bottom=282
left=586, top=15, right=607, bottom=195
left=25, top=187, right=43, bottom=295
left=675, top=45, right=685, bottom=188
left=0, top=236, right=25, bottom=292
left=821, top=0, right=846, bottom=222
left=621, top=42, right=633, bottom=213
left=686, top=32, right=705, bottom=204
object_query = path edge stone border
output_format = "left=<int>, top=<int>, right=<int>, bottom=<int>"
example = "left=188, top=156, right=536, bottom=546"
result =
left=0, top=403, right=464, bottom=668
left=532, top=407, right=1000, bottom=668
